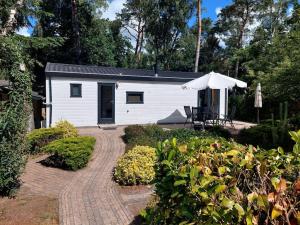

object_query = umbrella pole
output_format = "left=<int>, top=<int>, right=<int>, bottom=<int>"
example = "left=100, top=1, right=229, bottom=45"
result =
left=257, top=108, right=260, bottom=124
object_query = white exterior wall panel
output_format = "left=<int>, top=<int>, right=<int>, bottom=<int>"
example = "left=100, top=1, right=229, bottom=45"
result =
left=46, top=77, right=199, bottom=127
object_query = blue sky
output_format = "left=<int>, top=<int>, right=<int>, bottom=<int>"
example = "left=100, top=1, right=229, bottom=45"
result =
left=203, top=0, right=232, bottom=20
left=188, top=0, right=232, bottom=26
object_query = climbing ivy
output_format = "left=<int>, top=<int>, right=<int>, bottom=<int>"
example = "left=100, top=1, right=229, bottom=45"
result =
left=0, top=37, right=32, bottom=195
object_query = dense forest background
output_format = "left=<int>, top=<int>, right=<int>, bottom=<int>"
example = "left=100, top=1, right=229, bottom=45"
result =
left=0, top=0, right=300, bottom=122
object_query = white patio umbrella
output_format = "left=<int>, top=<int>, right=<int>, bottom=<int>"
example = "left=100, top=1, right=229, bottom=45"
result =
left=254, top=83, right=262, bottom=123
left=182, top=71, right=247, bottom=90
left=182, top=71, right=247, bottom=121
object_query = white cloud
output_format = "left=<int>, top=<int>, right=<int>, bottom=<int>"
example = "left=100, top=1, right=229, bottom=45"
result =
left=16, top=27, right=30, bottom=37
left=287, top=6, right=293, bottom=17
left=215, top=7, right=222, bottom=15
left=102, top=0, right=126, bottom=20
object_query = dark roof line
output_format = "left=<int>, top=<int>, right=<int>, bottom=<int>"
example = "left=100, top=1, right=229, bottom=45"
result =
left=45, top=63, right=202, bottom=82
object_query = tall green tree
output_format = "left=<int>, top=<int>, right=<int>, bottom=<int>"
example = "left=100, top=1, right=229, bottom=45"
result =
left=118, top=0, right=146, bottom=64
left=215, top=0, right=260, bottom=78
left=194, top=0, right=202, bottom=72
left=35, top=0, right=106, bottom=64
left=142, top=0, right=195, bottom=70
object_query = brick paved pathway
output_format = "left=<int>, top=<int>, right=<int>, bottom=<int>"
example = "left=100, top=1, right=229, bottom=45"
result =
left=21, top=127, right=153, bottom=225
left=59, top=127, right=152, bottom=225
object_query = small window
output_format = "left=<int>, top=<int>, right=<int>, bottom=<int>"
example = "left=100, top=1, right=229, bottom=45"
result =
left=70, top=84, right=82, bottom=97
left=126, top=92, right=144, bottom=104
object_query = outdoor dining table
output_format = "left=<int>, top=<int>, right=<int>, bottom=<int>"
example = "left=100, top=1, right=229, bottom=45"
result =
left=192, top=107, right=220, bottom=127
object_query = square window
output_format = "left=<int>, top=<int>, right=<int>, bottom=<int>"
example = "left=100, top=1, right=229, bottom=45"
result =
left=70, top=84, right=82, bottom=97
left=126, top=92, right=144, bottom=104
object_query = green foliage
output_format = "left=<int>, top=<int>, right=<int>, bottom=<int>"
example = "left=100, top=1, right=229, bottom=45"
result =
left=27, top=128, right=64, bottom=153
left=238, top=125, right=276, bottom=149
left=0, top=37, right=32, bottom=195
left=114, top=146, right=157, bottom=185
left=142, top=0, right=195, bottom=69
left=142, top=132, right=300, bottom=224
left=41, top=136, right=96, bottom=171
left=124, top=125, right=231, bottom=151
left=289, top=114, right=300, bottom=131
left=54, top=120, right=78, bottom=138
left=123, top=125, right=165, bottom=150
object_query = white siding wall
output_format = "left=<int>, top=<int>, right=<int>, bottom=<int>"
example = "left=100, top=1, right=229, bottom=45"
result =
left=46, top=77, right=225, bottom=127
left=115, top=81, right=197, bottom=125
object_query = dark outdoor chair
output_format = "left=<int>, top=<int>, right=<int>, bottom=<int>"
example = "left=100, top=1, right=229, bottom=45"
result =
left=192, top=107, right=205, bottom=130
left=202, top=107, right=219, bottom=126
left=221, top=106, right=236, bottom=127
left=184, top=106, right=192, bottom=127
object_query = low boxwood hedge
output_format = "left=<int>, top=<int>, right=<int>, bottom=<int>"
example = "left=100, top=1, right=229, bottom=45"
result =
left=114, top=146, right=157, bottom=185
left=27, top=127, right=65, bottom=153
left=41, top=136, right=96, bottom=171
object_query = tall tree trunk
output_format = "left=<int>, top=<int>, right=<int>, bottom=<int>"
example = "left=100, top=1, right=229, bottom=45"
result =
left=194, top=0, right=202, bottom=73
left=134, top=19, right=141, bottom=56
left=137, top=26, right=144, bottom=63
left=71, top=0, right=81, bottom=64
left=0, top=0, right=24, bottom=36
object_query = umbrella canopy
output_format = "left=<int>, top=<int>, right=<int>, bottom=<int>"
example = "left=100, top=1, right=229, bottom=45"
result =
left=182, top=71, right=247, bottom=90
left=254, top=83, right=262, bottom=108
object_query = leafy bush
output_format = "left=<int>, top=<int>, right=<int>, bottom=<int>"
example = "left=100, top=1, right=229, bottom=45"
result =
left=237, top=125, right=293, bottom=150
left=141, top=131, right=300, bottom=225
left=123, top=125, right=228, bottom=150
left=41, top=136, right=96, bottom=171
left=0, top=139, right=26, bottom=196
left=54, top=120, right=78, bottom=138
left=123, top=125, right=166, bottom=150
left=27, top=128, right=64, bottom=153
left=290, top=114, right=300, bottom=130
left=0, top=38, right=32, bottom=195
left=114, top=146, right=157, bottom=185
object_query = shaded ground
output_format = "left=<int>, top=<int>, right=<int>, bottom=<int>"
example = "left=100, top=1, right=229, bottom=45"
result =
left=0, top=127, right=152, bottom=225
left=0, top=194, right=58, bottom=225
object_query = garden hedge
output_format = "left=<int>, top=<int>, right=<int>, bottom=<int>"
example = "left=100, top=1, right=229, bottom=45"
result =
left=123, top=124, right=230, bottom=150
left=141, top=130, right=300, bottom=224
left=41, top=136, right=96, bottom=171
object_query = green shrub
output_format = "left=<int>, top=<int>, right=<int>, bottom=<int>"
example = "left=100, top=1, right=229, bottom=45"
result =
left=27, top=128, right=64, bottom=153
left=0, top=38, right=32, bottom=196
left=141, top=131, right=300, bottom=225
left=41, top=136, right=96, bottom=171
left=289, top=114, right=300, bottom=130
left=123, top=125, right=146, bottom=143
left=114, top=146, right=157, bottom=185
left=237, top=125, right=293, bottom=150
left=54, top=120, right=78, bottom=138
left=123, top=125, right=222, bottom=150
left=0, top=139, right=26, bottom=196
left=124, top=125, right=166, bottom=150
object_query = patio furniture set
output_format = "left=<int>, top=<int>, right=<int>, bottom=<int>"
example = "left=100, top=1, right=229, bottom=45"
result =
left=184, top=105, right=236, bottom=129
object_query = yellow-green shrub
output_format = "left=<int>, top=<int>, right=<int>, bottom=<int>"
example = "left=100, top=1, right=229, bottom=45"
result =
left=27, top=127, right=64, bottom=153
left=114, top=146, right=157, bottom=185
left=54, top=120, right=78, bottom=138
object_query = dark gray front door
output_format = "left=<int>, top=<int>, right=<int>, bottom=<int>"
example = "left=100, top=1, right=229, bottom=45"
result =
left=98, top=83, right=115, bottom=124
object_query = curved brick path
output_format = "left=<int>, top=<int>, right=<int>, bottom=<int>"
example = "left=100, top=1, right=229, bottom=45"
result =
left=21, top=127, right=153, bottom=225
left=60, top=128, right=135, bottom=225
